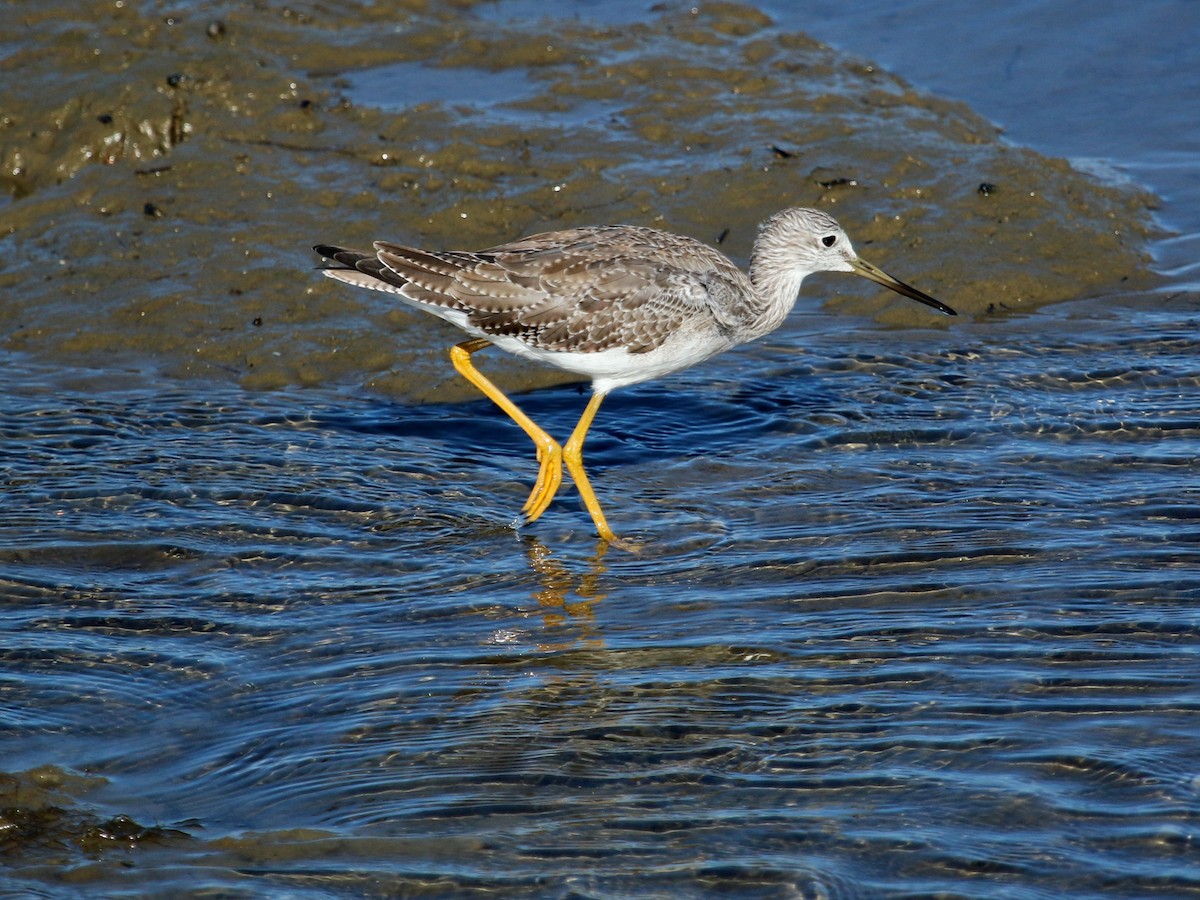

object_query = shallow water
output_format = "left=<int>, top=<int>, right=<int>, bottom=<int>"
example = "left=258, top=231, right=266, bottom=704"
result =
left=5, top=296, right=1200, bottom=895
left=4, top=0, right=1200, bottom=896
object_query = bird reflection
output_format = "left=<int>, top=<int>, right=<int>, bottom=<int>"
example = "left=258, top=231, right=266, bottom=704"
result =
left=521, top=537, right=609, bottom=650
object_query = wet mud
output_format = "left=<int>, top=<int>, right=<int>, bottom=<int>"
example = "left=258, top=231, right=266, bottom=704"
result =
left=1, top=766, right=191, bottom=872
left=0, top=0, right=1160, bottom=401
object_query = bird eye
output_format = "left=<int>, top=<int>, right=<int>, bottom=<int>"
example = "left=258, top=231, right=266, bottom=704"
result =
left=821, top=235, right=837, bottom=248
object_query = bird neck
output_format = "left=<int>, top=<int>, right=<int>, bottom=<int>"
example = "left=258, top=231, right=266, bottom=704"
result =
left=747, top=254, right=809, bottom=338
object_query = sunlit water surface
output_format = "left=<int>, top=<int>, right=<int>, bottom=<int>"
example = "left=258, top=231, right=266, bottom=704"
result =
left=4, top=299, right=1199, bottom=896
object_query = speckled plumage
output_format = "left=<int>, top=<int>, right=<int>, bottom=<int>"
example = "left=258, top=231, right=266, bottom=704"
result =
left=314, top=207, right=954, bottom=542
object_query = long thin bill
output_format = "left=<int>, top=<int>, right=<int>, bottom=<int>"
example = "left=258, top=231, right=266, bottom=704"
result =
left=850, top=257, right=957, bottom=316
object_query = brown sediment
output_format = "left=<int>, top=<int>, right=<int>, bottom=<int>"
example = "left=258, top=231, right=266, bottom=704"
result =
left=0, top=1, right=1160, bottom=401
left=0, top=765, right=190, bottom=861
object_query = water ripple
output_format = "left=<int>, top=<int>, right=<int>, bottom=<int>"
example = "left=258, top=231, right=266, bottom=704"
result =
left=4, top=321, right=1200, bottom=895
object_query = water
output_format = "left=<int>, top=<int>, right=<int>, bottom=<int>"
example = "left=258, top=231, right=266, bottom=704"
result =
left=793, top=0, right=1200, bottom=286
left=5, top=296, right=1200, bottom=894
left=4, top=0, right=1200, bottom=896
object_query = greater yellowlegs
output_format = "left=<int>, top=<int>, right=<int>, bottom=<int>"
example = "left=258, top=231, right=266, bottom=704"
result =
left=314, top=207, right=955, bottom=542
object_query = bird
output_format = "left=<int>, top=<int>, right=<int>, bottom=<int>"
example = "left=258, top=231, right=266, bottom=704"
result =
left=314, top=207, right=955, bottom=544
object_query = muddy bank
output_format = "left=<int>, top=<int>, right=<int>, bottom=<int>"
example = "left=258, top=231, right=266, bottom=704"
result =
left=0, top=0, right=1159, bottom=400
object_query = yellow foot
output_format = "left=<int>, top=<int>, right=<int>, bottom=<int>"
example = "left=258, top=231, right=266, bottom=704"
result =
left=520, top=440, right=563, bottom=525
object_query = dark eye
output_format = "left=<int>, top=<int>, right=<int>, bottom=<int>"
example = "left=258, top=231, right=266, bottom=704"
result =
left=821, top=235, right=838, bottom=248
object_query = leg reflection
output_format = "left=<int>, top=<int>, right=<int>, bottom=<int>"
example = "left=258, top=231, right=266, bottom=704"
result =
left=522, top=537, right=609, bottom=649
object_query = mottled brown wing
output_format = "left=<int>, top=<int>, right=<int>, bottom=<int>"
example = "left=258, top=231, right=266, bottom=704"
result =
left=373, top=226, right=741, bottom=354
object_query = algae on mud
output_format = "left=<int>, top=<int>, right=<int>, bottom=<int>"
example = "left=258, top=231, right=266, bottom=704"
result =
left=0, top=765, right=191, bottom=865
left=0, top=0, right=1158, bottom=401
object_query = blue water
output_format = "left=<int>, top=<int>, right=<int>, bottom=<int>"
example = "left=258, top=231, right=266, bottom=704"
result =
left=5, top=296, right=1200, bottom=894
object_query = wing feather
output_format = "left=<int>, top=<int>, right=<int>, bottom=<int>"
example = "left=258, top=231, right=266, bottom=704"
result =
left=315, top=225, right=749, bottom=354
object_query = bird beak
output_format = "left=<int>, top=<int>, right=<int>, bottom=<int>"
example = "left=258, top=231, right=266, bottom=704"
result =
left=849, top=257, right=957, bottom=316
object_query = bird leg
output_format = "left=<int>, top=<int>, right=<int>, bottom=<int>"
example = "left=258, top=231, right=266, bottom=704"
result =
left=563, top=391, right=615, bottom=543
left=449, top=339, right=563, bottom=525
left=450, top=341, right=618, bottom=542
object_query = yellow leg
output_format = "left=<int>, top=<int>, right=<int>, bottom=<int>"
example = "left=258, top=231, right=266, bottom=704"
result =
left=449, top=339, right=563, bottom=525
left=563, top=391, right=616, bottom=543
